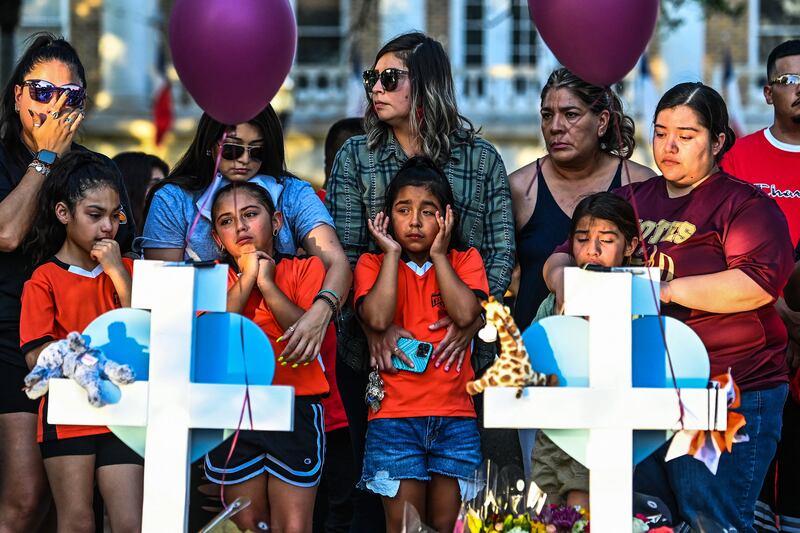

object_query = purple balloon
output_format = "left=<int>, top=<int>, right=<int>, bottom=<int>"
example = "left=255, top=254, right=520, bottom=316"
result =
left=169, top=0, right=297, bottom=124
left=529, top=0, right=658, bottom=87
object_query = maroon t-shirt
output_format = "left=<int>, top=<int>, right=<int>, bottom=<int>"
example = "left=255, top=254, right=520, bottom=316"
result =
left=557, top=172, right=794, bottom=390
left=616, top=172, right=793, bottom=391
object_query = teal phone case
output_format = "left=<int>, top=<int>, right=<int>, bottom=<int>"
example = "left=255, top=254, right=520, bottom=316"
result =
left=392, top=337, right=433, bottom=373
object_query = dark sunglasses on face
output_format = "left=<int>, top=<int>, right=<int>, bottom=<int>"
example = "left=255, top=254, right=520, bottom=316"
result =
left=362, top=68, right=409, bottom=96
left=22, top=79, right=86, bottom=108
left=219, top=142, right=264, bottom=162
left=770, top=74, right=800, bottom=86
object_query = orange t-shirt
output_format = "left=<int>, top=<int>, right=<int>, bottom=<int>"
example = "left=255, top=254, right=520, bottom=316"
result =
left=228, top=256, right=330, bottom=397
left=20, top=257, right=134, bottom=442
left=354, top=248, right=489, bottom=420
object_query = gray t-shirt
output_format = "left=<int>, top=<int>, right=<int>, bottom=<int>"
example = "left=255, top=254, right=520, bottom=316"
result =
left=140, top=175, right=334, bottom=261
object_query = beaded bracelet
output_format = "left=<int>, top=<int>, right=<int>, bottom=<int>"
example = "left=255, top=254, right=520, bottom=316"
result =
left=313, top=293, right=338, bottom=316
left=317, top=288, right=340, bottom=304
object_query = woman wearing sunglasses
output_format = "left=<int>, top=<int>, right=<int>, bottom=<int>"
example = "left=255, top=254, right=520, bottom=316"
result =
left=142, top=103, right=350, bottom=393
left=326, top=32, right=514, bottom=530
left=0, top=33, right=137, bottom=531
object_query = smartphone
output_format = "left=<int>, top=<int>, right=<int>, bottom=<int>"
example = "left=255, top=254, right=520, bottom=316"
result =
left=392, top=337, right=433, bottom=373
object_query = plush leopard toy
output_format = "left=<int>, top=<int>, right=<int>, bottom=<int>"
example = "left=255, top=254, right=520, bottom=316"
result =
left=24, top=332, right=136, bottom=407
left=466, top=297, right=558, bottom=397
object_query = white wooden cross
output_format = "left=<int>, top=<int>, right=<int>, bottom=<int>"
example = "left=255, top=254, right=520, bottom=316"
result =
left=47, top=260, right=295, bottom=532
left=484, top=267, right=729, bottom=532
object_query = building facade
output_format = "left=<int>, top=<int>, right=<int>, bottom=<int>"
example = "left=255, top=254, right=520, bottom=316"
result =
left=4, top=0, right=796, bottom=181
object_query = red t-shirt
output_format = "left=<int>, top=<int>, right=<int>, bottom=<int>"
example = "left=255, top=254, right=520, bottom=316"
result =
left=229, top=256, right=330, bottom=397
left=354, top=248, right=489, bottom=420
left=615, top=173, right=793, bottom=391
left=320, top=323, right=348, bottom=432
left=20, top=257, right=134, bottom=442
left=722, top=128, right=800, bottom=246
left=722, top=128, right=800, bottom=399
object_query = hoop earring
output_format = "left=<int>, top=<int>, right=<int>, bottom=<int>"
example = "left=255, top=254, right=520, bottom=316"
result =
left=272, top=228, right=278, bottom=237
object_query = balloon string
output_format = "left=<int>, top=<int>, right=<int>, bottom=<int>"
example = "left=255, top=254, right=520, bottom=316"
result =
left=602, top=86, right=686, bottom=429
left=185, top=131, right=228, bottom=255
left=219, top=317, right=255, bottom=508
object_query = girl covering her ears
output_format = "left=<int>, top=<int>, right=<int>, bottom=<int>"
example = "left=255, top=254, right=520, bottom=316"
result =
left=20, top=151, right=143, bottom=533
left=353, top=156, right=488, bottom=533
left=530, top=191, right=640, bottom=512
left=205, top=181, right=329, bottom=533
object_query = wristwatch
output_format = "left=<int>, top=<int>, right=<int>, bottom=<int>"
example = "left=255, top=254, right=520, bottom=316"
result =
left=28, top=149, right=58, bottom=177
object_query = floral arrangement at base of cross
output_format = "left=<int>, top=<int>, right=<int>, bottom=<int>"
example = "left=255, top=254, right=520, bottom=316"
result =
left=462, top=504, right=589, bottom=533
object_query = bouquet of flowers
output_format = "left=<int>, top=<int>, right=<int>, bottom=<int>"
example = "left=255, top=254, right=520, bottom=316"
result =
left=460, top=504, right=589, bottom=533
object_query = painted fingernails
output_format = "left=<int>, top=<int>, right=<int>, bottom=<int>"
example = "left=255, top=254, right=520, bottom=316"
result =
left=280, top=361, right=287, bottom=366
left=277, top=356, right=284, bottom=362
left=291, top=363, right=299, bottom=368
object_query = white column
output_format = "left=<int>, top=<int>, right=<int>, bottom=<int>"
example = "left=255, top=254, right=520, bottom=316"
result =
left=484, top=0, right=512, bottom=112
left=747, top=0, right=763, bottom=103
left=380, top=0, right=426, bottom=43
left=98, top=0, right=158, bottom=112
left=660, top=2, right=705, bottom=87
left=536, top=34, right=558, bottom=92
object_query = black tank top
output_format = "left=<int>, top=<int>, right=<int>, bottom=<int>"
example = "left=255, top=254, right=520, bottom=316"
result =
left=514, top=158, right=623, bottom=330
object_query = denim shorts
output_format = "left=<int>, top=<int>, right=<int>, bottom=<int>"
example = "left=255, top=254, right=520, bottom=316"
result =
left=358, top=416, right=482, bottom=499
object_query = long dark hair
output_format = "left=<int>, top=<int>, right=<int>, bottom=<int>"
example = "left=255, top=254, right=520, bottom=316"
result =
left=112, top=152, right=168, bottom=233
left=570, top=192, right=638, bottom=245
left=146, top=104, right=289, bottom=217
left=384, top=155, right=462, bottom=250
left=541, top=68, right=636, bottom=159
left=653, top=82, right=736, bottom=163
left=364, top=32, right=476, bottom=165
left=25, top=151, right=124, bottom=266
left=0, top=33, right=87, bottom=167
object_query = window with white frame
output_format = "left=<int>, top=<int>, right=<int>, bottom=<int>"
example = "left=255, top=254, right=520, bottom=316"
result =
left=14, top=0, right=69, bottom=56
left=296, top=0, right=344, bottom=65
left=758, top=0, right=800, bottom=83
left=464, top=0, right=484, bottom=67
left=511, top=0, right=536, bottom=67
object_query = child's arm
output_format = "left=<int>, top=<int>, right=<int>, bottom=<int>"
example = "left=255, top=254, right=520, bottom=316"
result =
left=256, top=257, right=304, bottom=331
left=358, top=213, right=400, bottom=332
left=430, top=207, right=482, bottom=327
left=25, top=342, right=53, bottom=370
left=92, top=239, right=132, bottom=307
left=226, top=252, right=262, bottom=313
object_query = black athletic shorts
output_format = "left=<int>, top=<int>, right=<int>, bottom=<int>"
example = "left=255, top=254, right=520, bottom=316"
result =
left=0, top=360, right=39, bottom=414
left=40, top=432, right=144, bottom=467
left=205, top=396, right=325, bottom=487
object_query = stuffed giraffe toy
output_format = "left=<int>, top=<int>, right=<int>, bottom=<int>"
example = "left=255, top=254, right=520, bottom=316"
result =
left=466, top=297, right=558, bottom=397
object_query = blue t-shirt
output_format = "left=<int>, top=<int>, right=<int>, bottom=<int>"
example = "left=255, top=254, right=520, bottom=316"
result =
left=140, top=175, right=334, bottom=261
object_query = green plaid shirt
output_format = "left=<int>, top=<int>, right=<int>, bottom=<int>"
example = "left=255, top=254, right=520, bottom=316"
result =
left=326, top=131, right=515, bottom=370
left=326, top=131, right=515, bottom=295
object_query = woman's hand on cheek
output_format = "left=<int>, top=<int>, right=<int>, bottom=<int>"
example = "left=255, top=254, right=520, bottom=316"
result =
left=28, top=91, right=84, bottom=156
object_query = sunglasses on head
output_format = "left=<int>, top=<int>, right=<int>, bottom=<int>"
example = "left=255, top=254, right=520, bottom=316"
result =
left=22, top=79, right=86, bottom=108
left=219, top=142, right=264, bottom=162
left=770, top=73, right=800, bottom=86
left=362, top=68, right=409, bottom=96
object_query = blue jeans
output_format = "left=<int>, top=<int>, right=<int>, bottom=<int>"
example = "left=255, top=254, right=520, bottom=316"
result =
left=634, top=384, right=788, bottom=532
left=359, top=417, right=482, bottom=499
